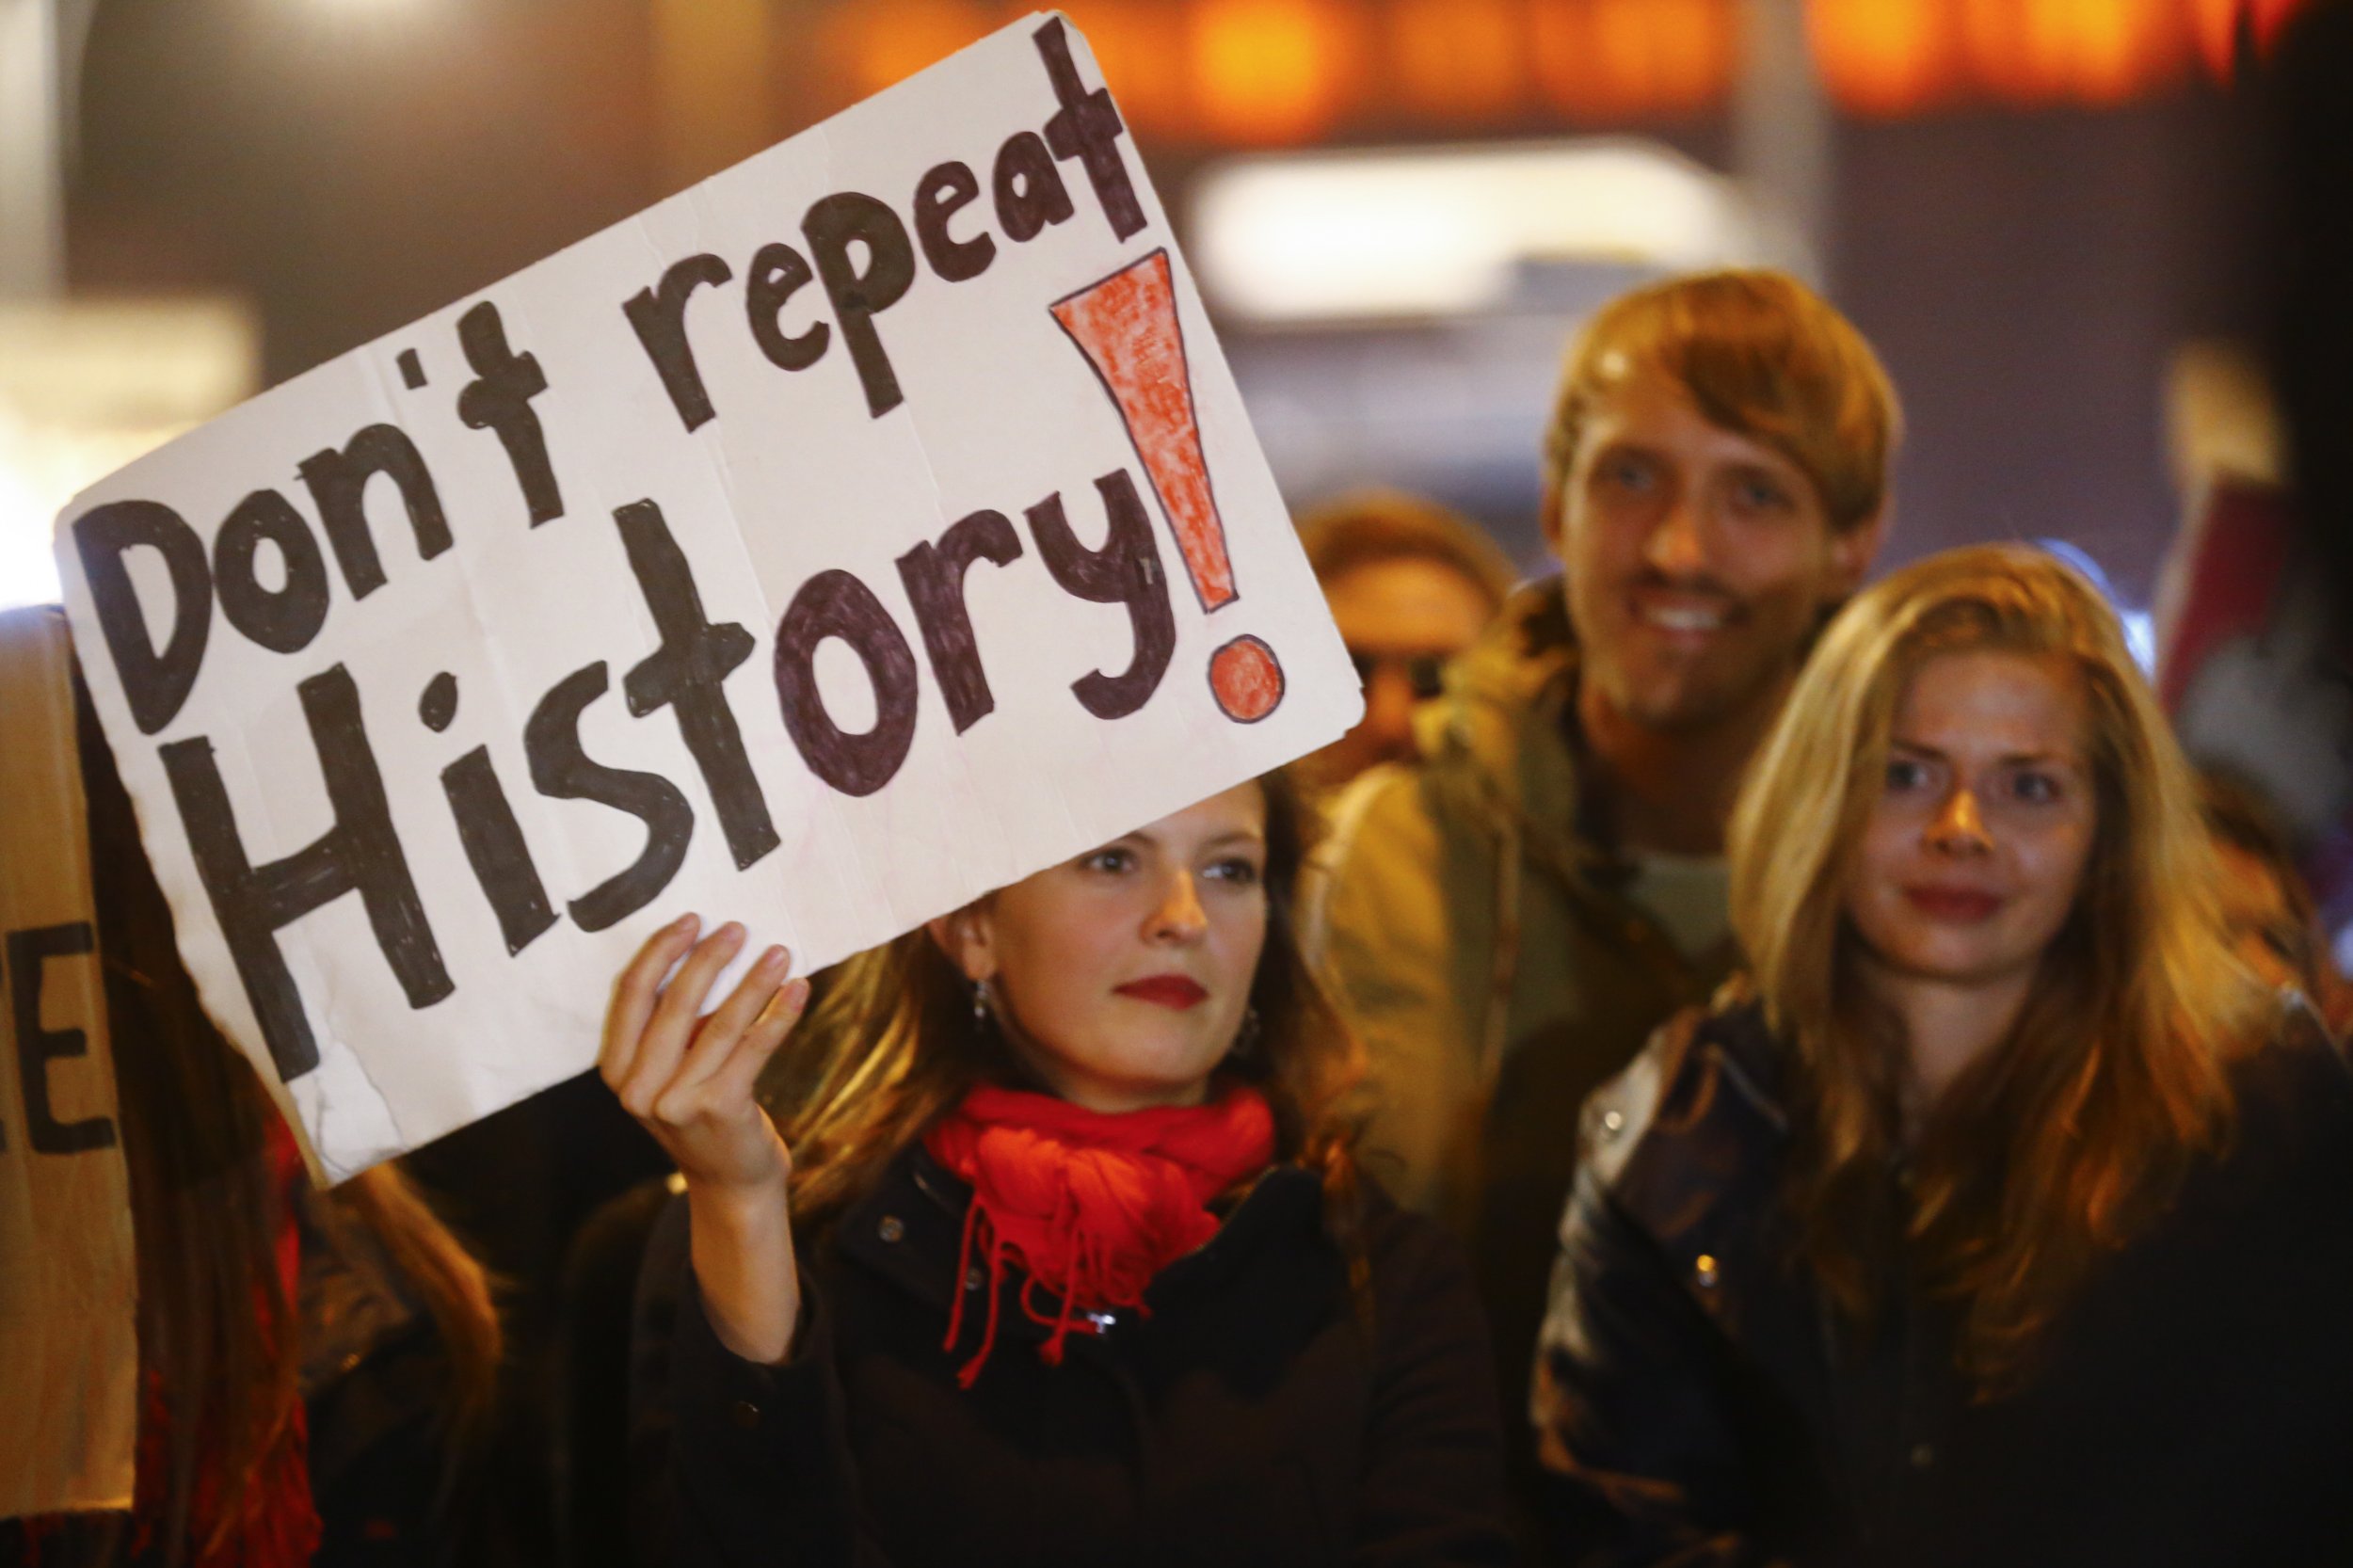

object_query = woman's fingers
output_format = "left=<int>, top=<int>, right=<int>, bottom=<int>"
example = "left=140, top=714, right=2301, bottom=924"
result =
left=600, top=913, right=700, bottom=1090
left=668, top=945, right=792, bottom=1096
left=705, top=975, right=812, bottom=1111
left=600, top=919, right=803, bottom=1193
left=617, top=922, right=745, bottom=1118
left=650, top=974, right=808, bottom=1193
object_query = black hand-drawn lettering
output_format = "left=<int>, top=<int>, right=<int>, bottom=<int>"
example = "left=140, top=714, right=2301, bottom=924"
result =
left=803, top=193, right=918, bottom=419
left=992, top=131, right=1076, bottom=243
left=1026, top=471, right=1175, bottom=720
left=525, top=662, right=695, bottom=933
left=73, top=500, right=212, bottom=735
left=161, top=664, right=453, bottom=1083
left=914, top=160, right=997, bottom=282
left=1035, top=17, right=1144, bottom=243
left=419, top=671, right=458, bottom=732
left=214, top=488, right=331, bottom=654
left=456, top=300, right=564, bottom=528
left=745, top=241, right=830, bottom=372
left=6, top=923, right=115, bottom=1156
left=624, top=252, right=735, bottom=432
left=615, top=500, right=777, bottom=871
left=297, top=424, right=454, bottom=600
left=897, top=508, right=1023, bottom=734
left=441, top=746, right=558, bottom=955
left=773, top=569, right=920, bottom=797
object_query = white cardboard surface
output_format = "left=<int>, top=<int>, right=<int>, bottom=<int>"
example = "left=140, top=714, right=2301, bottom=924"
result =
left=54, top=14, right=1358, bottom=1181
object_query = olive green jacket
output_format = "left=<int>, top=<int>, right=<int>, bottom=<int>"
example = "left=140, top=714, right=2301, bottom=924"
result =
left=1305, top=579, right=1737, bottom=1431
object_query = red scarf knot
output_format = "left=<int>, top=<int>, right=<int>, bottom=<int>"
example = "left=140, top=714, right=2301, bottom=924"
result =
left=921, top=1082, right=1275, bottom=1386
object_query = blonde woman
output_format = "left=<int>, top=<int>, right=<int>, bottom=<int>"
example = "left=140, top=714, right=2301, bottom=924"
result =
left=601, top=773, right=1510, bottom=1565
left=1530, top=546, right=2353, bottom=1566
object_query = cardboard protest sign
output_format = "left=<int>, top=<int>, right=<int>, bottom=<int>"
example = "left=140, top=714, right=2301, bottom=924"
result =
left=0, top=608, right=138, bottom=1518
left=56, top=13, right=1359, bottom=1182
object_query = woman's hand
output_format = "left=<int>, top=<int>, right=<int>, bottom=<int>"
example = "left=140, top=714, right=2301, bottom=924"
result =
left=602, top=914, right=807, bottom=1191
left=601, top=914, right=809, bottom=1363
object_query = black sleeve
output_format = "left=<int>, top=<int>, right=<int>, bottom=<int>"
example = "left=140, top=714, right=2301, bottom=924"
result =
left=1349, top=1208, right=1516, bottom=1567
left=629, top=1200, right=879, bottom=1568
left=1529, top=1167, right=1769, bottom=1568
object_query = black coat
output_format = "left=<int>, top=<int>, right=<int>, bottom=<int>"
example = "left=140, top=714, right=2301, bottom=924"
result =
left=1531, top=997, right=2353, bottom=1568
left=632, top=1146, right=1514, bottom=1567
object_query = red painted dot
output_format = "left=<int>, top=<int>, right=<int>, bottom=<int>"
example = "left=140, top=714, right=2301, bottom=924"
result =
left=1209, top=635, right=1284, bottom=723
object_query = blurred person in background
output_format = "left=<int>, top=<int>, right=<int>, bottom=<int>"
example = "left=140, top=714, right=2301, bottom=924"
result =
left=1307, top=269, right=1897, bottom=1505
left=1, top=678, right=508, bottom=1568
left=607, top=773, right=1511, bottom=1566
left=2153, top=0, right=2353, bottom=953
left=1296, top=489, right=1517, bottom=789
left=2196, top=768, right=2353, bottom=1032
left=1534, top=547, right=2353, bottom=1567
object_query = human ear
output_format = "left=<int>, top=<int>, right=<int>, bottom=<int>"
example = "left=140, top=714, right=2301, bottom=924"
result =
left=1540, top=479, right=1568, bottom=560
left=1825, top=504, right=1890, bottom=600
left=925, top=905, right=998, bottom=984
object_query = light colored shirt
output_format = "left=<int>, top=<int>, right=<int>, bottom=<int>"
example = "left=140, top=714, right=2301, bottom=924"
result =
left=1625, top=850, right=1732, bottom=965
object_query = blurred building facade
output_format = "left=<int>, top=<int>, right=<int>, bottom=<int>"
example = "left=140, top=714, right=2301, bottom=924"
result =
left=20, top=0, right=2311, bottom=607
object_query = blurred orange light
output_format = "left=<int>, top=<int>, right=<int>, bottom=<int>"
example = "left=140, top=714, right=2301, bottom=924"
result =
left=1533, top=0, right=1733, bottom=120
left=1190, top=0, right=1352, bottom=145
left=1963, top=0, right=2058, bottom=103
left=824, top=0, right=993, bottom=100
left=2261, top=0, right=2310, bottom=49
left=651, top=0, right=777, bottom=185
left=1954, top=0, right=2193, bottom=107
left=1062, top=1, right=1190, bottom=136
left=1591, top=0, right=1707, bottom=116
left=1646, top=0, right=1736, bottom=114
left=2059, top=0, right=2186, bottom=104
left=1809, top=0, right=1956, bottom=116
left=2080, top=0, right=2184, bottom=102
left=2190, top=0, right=2241, bottom=73
left=1392, top=0, right=1523, bottom=120
left=1530, top=0, right=1610, bottom=119
left=2191, top=0, right=2307, bottom=78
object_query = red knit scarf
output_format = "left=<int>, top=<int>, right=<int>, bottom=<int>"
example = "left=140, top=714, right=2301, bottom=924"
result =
left=921, top=1082, right=1275, bottom=1386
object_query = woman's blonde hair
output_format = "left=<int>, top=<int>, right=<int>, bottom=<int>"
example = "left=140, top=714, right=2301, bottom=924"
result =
left=1727, top=544, right=2268, bottom=1388
left=762, top=771, right=1369, bottom=1273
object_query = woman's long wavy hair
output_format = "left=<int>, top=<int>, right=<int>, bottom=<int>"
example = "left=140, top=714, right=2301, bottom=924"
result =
left=1727, top=545, right=2269, bottom=1391
left=760, top=770, right=1369, bottom=1278
left=76, top=669, right=503, bottom=1563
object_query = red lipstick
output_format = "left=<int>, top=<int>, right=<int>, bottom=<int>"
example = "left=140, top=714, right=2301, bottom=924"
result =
left=1114, top=974, right=1207, bottom=1010
left=1903, top=885, right=2003, bottom=922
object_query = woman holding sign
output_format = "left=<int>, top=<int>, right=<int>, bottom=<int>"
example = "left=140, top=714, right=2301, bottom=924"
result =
left=1530, top=548, right=2353, bottom=1565
left=600, top=771, right=1512, bottom=1565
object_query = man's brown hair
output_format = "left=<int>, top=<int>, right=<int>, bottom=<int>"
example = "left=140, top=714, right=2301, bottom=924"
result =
left=1543, top=268, right=1901, bottom=535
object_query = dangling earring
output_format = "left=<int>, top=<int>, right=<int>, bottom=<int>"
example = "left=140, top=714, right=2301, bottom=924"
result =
left=1230, top=1005, right=1262, bottom=1062
left=971, top=980, right=991, bottom=1033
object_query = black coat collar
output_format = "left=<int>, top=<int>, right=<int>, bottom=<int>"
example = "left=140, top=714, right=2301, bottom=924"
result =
left=1585, top=1000, right=1789, bottom=1327
left=831, top=1144, right=1326, bottom=1340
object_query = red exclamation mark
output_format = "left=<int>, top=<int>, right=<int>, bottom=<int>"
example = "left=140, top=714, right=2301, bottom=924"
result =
left=1050, top=248, right=1285, bottom=724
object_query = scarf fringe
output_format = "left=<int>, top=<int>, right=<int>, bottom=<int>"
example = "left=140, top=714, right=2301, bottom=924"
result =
left=927, top=1084, right=1272, bottom=1386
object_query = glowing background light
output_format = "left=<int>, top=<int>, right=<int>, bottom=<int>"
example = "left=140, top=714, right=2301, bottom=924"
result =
left=0, top=298, right=257, bottom=611
left=1192, top=140, right=1785, bottom=323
